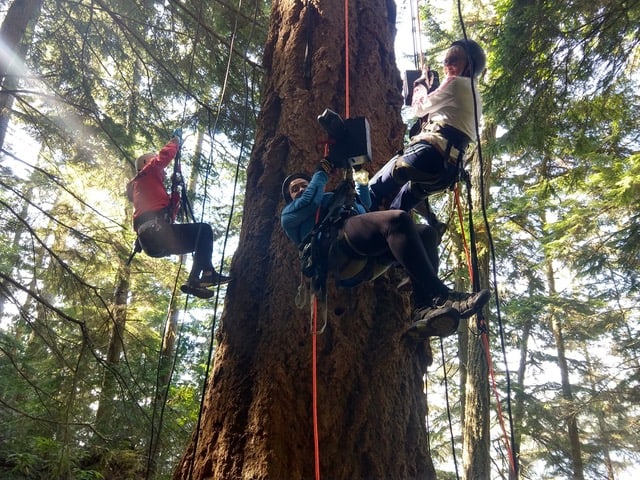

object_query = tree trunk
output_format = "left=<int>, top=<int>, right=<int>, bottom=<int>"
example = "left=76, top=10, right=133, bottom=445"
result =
left=584, top=349, right=615, bottom=480
left=0, top=176, right=36, bottom=316
left=461, top=123, right=495, bottom=479
left=0, top=0, right=44, bottom=150
left=94, top=263, right=130, bottom=438
left=542, top=211, right=584, bottom=480
left=512, top=314, right=532, bottom=479
left=173, top=1, right=440, bottom=478
left=94, top=14, right=147, bottom=442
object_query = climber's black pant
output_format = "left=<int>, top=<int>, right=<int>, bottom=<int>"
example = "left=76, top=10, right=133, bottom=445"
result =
left=136, top=215, right=214, bottom=276
left=341, top=210, right=448, bottom=307
left=368, top=141, right=458, bottom=212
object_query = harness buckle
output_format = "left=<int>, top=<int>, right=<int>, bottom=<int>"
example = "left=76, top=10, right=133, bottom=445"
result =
left=418, top=132, right=465, bottom=164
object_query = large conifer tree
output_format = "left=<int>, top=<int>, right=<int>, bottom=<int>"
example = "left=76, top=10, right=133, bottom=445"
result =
left=173, top=1, right=445, bottom=478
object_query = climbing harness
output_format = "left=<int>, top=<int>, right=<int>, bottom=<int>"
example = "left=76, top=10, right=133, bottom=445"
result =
left=394, top=0, right=519, bottom=475
left=456, top=2, right=518, bottom=470
left=298, top=178, right=359, bottom=296
left=301, top=1, right=361, bottom=477
left=186, top=0, right=260, bottom=475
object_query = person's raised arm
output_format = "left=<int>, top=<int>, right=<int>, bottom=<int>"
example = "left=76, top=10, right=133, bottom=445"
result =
left=156, top=128, right=182, bottom=168
left=412, top=75, right=456, bottom=119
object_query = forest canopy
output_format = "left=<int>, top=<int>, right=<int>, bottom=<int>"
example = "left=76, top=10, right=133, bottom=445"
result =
left=1, top=0, right=639, bottom=479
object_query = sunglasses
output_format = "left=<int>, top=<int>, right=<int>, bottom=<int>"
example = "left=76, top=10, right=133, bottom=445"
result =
left=289, top=182, right=308, bottom=194
left=444, top=55, right=464, bottom=66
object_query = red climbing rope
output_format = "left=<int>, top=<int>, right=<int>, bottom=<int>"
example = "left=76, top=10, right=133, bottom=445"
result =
left=311, top=140, right=329, bottom=480
left=481, top=330, right=517, bottom=474
left=311, top=2, right=351, bottom=478
left=312, top=294, right=321, bottom=480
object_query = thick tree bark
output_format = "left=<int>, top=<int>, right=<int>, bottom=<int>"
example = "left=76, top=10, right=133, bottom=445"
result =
left=173, top=1, right=441, bottom=479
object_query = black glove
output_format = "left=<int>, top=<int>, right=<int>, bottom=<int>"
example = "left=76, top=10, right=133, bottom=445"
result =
left=427, top=70, right=440, bottom=93
left=316, top=158, right=333, bottom=174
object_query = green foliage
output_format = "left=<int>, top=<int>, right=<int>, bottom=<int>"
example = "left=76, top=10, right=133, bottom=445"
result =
left=7, top=452, right=39, bottom=478
left=2, top=0, right=639, bottom=478
left=1, top=0, right=268, bottom=478
left=487, top=0, right=640, bottom=153
left=2, top=437, right=104, bottom=480
left=419, top=0, right=640, bottom=477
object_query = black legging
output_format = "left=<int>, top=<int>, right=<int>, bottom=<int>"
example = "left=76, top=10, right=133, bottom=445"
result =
left=138, top=221, right=214, bottom=274
left=341, top=210, right=448, bottom=307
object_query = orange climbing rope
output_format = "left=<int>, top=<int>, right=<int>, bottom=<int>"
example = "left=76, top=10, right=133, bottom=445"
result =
left=312, top=295, right=321, bottom=480
left=310, top=2, right=353, bottom=479
left=454, top=184, right=474, bottom=285
left=310, top=193, right=324, bottom=480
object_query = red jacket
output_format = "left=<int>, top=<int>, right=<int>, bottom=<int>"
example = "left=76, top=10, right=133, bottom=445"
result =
left=128, top=140, right=179, bottom=222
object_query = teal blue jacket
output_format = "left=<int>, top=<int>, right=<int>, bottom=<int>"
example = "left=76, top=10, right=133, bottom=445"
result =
left=281, top=171, right=370, bottom=246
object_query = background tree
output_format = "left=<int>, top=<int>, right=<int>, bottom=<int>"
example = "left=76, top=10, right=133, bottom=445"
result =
left=1, top=0, right=266, bottom=477
left=485, top=0, right=640, bottom=478
left=0, top=0, right=43, bottom=150
left=415, top=0, right=640, bottom=478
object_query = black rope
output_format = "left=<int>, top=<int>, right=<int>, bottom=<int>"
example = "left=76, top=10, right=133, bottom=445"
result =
left=440, top=338, right=461, bottom=479
left=186, top=0, right=259, bottom=477
left=455, top=0, right=519, bottom=476
left=409, top=0, right=420, bottom=70
left=303, top=0, right=313, bottom=86
left=171, top=146, right=198, bottom=224
left=144, top=0, right=205, bottom=474
left=145, top=263, right=187, bottom=479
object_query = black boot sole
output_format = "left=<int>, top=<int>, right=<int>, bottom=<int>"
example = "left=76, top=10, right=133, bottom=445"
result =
left=180, top=284, right=215, bottom=299
left=407, top=307, right=460, bottom=338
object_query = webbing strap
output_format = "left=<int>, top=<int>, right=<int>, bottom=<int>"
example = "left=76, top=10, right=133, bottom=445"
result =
left=298, top=180, right=355, bottom=249
left=169, top=146, right=197, bottom=224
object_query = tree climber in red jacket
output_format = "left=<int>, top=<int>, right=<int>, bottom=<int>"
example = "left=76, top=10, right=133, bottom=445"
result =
left=126, top=131, right=230, bottom=299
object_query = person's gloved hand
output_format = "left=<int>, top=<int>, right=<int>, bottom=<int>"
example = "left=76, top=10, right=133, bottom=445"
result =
left=425, top=68, right=440, bottom=93
left=352, top=168, right=369, bottom=185
left=316, top=158, right=333, bottom=174
left=172, top=128, right=183, bottom=145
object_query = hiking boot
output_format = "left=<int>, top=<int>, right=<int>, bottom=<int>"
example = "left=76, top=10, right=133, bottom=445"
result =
left=191, top=270, right=231, bottom=288
left=433, top=289, right=490, bottom=319
left=408, top=305, right=460, bottom=338
left=180, top=283, right=215, bottom=299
